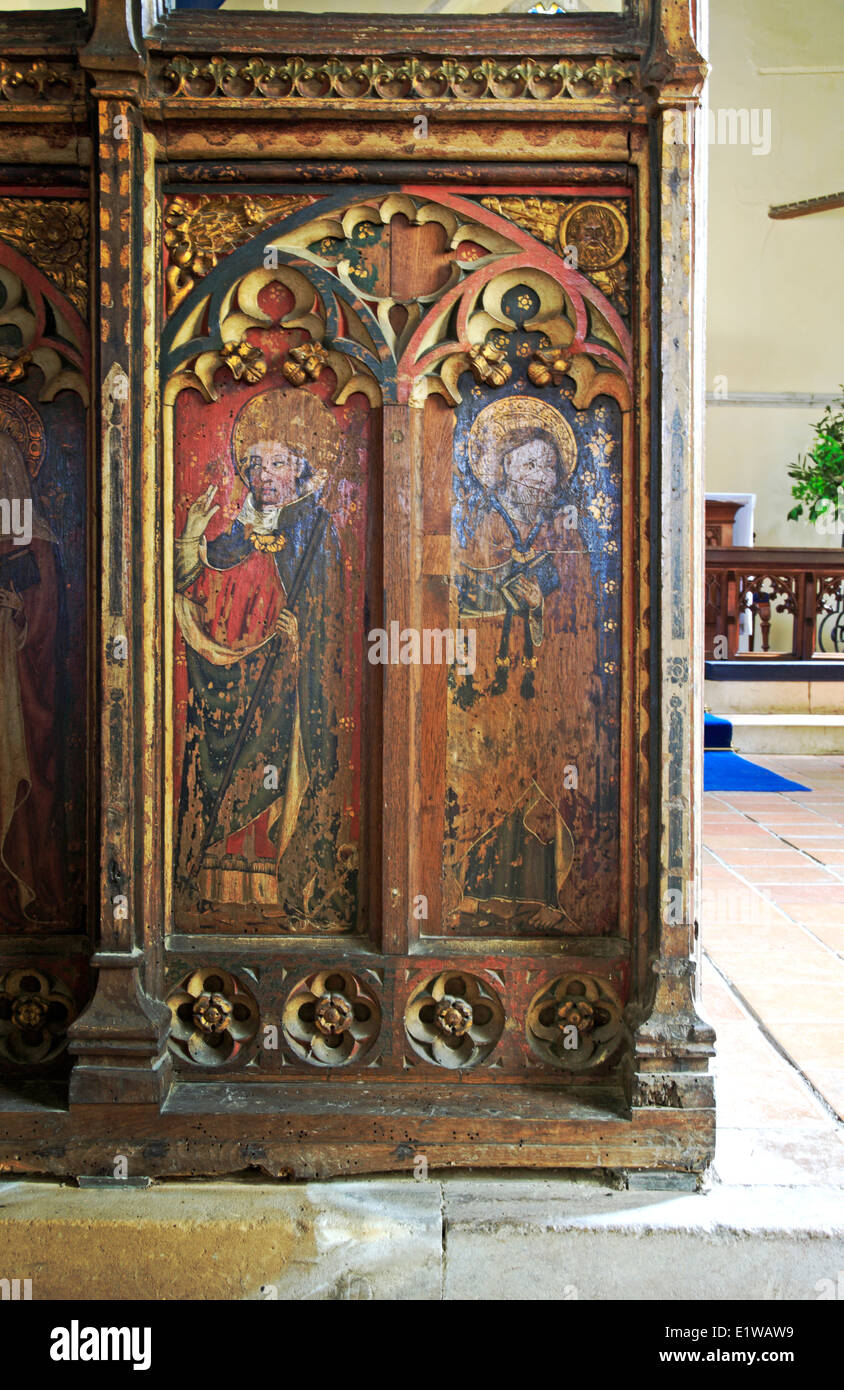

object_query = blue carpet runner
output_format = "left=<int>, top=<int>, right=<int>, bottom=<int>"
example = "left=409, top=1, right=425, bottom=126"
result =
left=704, top=711, right=810, bottom=792
left=704, top=712, right=733, bottom=749
left=703, top=751, right=811, bottom=793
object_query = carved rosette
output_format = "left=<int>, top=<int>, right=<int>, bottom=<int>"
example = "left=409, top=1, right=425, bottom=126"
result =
left=404, top=971, right=504, bottom=1069
left=166, top=967, right=259, bottom=1067
left=0, top=969, right=76, bottom=1065
left=282, top=970, right=381, bottom=1067
left=526, top=973, right=623, bottom=1070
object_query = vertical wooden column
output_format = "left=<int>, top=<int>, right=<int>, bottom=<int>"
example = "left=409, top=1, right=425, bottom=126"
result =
left=632, top=0, right=715, bottom=1112
left=68, top=0, right=171, bottom=1106
left=380, top=403, right=422, bottom=953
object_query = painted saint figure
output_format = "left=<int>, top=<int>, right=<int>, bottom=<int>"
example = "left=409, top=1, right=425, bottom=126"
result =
left=174, top=388, right=354, bottom=928
left=0, top=409, right=67, bottom=927
left=446, top=397, right=602, bottom=934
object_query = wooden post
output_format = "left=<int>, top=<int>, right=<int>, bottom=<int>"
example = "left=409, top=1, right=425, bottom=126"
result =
left=632, top=0, right=716, bottom=1117
left=67, top=0, right=171, bottom=1106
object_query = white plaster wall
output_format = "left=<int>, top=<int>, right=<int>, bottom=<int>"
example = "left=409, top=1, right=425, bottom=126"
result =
left=706, top=0, right=844, bottom=547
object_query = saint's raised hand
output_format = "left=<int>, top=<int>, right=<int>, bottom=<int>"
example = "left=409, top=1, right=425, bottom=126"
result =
left=182, top=484, right=220, bottom=541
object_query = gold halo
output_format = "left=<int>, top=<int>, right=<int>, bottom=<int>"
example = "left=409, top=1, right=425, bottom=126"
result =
left=0, top=387, right=46, bottom=477
left=466, top=396, right=577, bottom=490
left=231, top=387, right=341, bottom=485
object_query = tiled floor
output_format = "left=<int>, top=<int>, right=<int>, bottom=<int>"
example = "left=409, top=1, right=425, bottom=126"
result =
left=701, top=754, right=844, bottom=1185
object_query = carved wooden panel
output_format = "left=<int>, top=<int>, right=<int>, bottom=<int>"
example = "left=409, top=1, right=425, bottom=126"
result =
left=160, top=183, right=635, bottom=1083
left=0, top=196, right=90, bottom=1075
left=0, top=0, right=715, bottom=1178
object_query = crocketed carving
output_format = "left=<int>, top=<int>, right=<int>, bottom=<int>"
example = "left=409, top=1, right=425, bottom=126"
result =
left=166, top=967, right=259, bottom=1067
left=526, top=973, right=623, bottom=1070
left=282, top=970, right=380, bottom=1066
left=0, top=969, right=75, bottom=1065
left=404, top=971, right=504, bottom=1069
left=156, top=55, right=639, bottom=104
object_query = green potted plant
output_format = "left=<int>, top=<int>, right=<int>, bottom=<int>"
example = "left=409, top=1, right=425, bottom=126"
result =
left=787, top=389, right=844, bottom=538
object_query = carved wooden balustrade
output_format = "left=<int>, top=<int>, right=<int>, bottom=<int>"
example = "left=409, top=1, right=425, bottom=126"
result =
left=705, top=547, right=844, bottom=659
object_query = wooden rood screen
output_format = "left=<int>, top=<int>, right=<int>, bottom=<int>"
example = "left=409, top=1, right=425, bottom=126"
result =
left=0, top=0, right=714, bottom=1178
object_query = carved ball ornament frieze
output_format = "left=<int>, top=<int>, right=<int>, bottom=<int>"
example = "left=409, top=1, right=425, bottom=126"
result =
left=282, top=969, right=381, bottom=1067
left=404, top=971, right=505, bottom=1069
left=526, top=972, right=624, bottom=1070
left=166, top=967, right=259, bottom=1067
left=0, top=969, right=76, bottom=1065
left=156, top=55, right=640, bottom=104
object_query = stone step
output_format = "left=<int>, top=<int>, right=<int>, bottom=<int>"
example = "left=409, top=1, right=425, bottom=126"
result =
left=726, top=714, right=844, bottom=755
left=1, top=1175, right=842, bottom=1300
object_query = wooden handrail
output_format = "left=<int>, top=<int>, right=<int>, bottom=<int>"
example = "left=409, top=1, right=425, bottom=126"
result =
left=705, top=547, right=844, bottom=660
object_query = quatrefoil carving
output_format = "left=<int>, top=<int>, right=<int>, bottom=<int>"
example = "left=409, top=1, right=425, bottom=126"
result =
left=404, top=971, right=504, bottom=1069
left=166, top=966, right=259, bottom=1068
left=526, top=972, right=623, bottom=1070
left=282, top=969, right=380, bottom=1067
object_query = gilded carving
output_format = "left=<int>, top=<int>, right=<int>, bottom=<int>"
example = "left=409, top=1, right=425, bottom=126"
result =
left=156, top=55, right=639, bottom=105
left=219, top=338, right=266, bottom=383
left=526, top=973, right=623, bottom=1069
left=404, top=972, right=504, bottom=1069
left=166, top=967, right=259, bottom=1067
left=0, top=201, right=89, bottom=318
left=282, top=970, right=380, bottom=1067
left=480, top=195, right=630, bottom=314
left=0, top=969, right=75, bottom=1065
left=163, top=194, right=314, bottom=315
left=0, top=59, right=81, bottom=103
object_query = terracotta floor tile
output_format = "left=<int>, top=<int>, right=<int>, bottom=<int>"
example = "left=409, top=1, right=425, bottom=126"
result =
left=807, top=850, right=844, bottom=866
left=782, top=836, right=844, bottom=848
left=771, top=1025, right=844, bottom=1074
left=700, top=960, right=746, bottom=1024
left=765, top=885, right=844, bottom=903
left=775, top=905, right=843, bottom=930
left=712, top=850, right=811, bottom=868
left=799, top=923, right=844, bottom=955
left=743, top=868, right=841, bottom=886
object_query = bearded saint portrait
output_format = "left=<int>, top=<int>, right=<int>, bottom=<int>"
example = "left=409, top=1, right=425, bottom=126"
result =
left=445, top=396, right=602, bottom=934
left=174, top=387, right=355, bottom=929
left=0, top=395, right=68, bottom=927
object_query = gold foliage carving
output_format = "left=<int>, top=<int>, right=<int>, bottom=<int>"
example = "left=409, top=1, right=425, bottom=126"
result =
left=0, top=59, right=81, bottom=103
left=0, top=200, right=88, bottom=317
left=0, top=349, right=32, bottom=383
left=164, top=194, right=313, bottom=314
left=157, top=54, right=640, bottom=104
left=282, top=340, right=330, bottom=387
left=219, top=338, right=266, bottom=383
